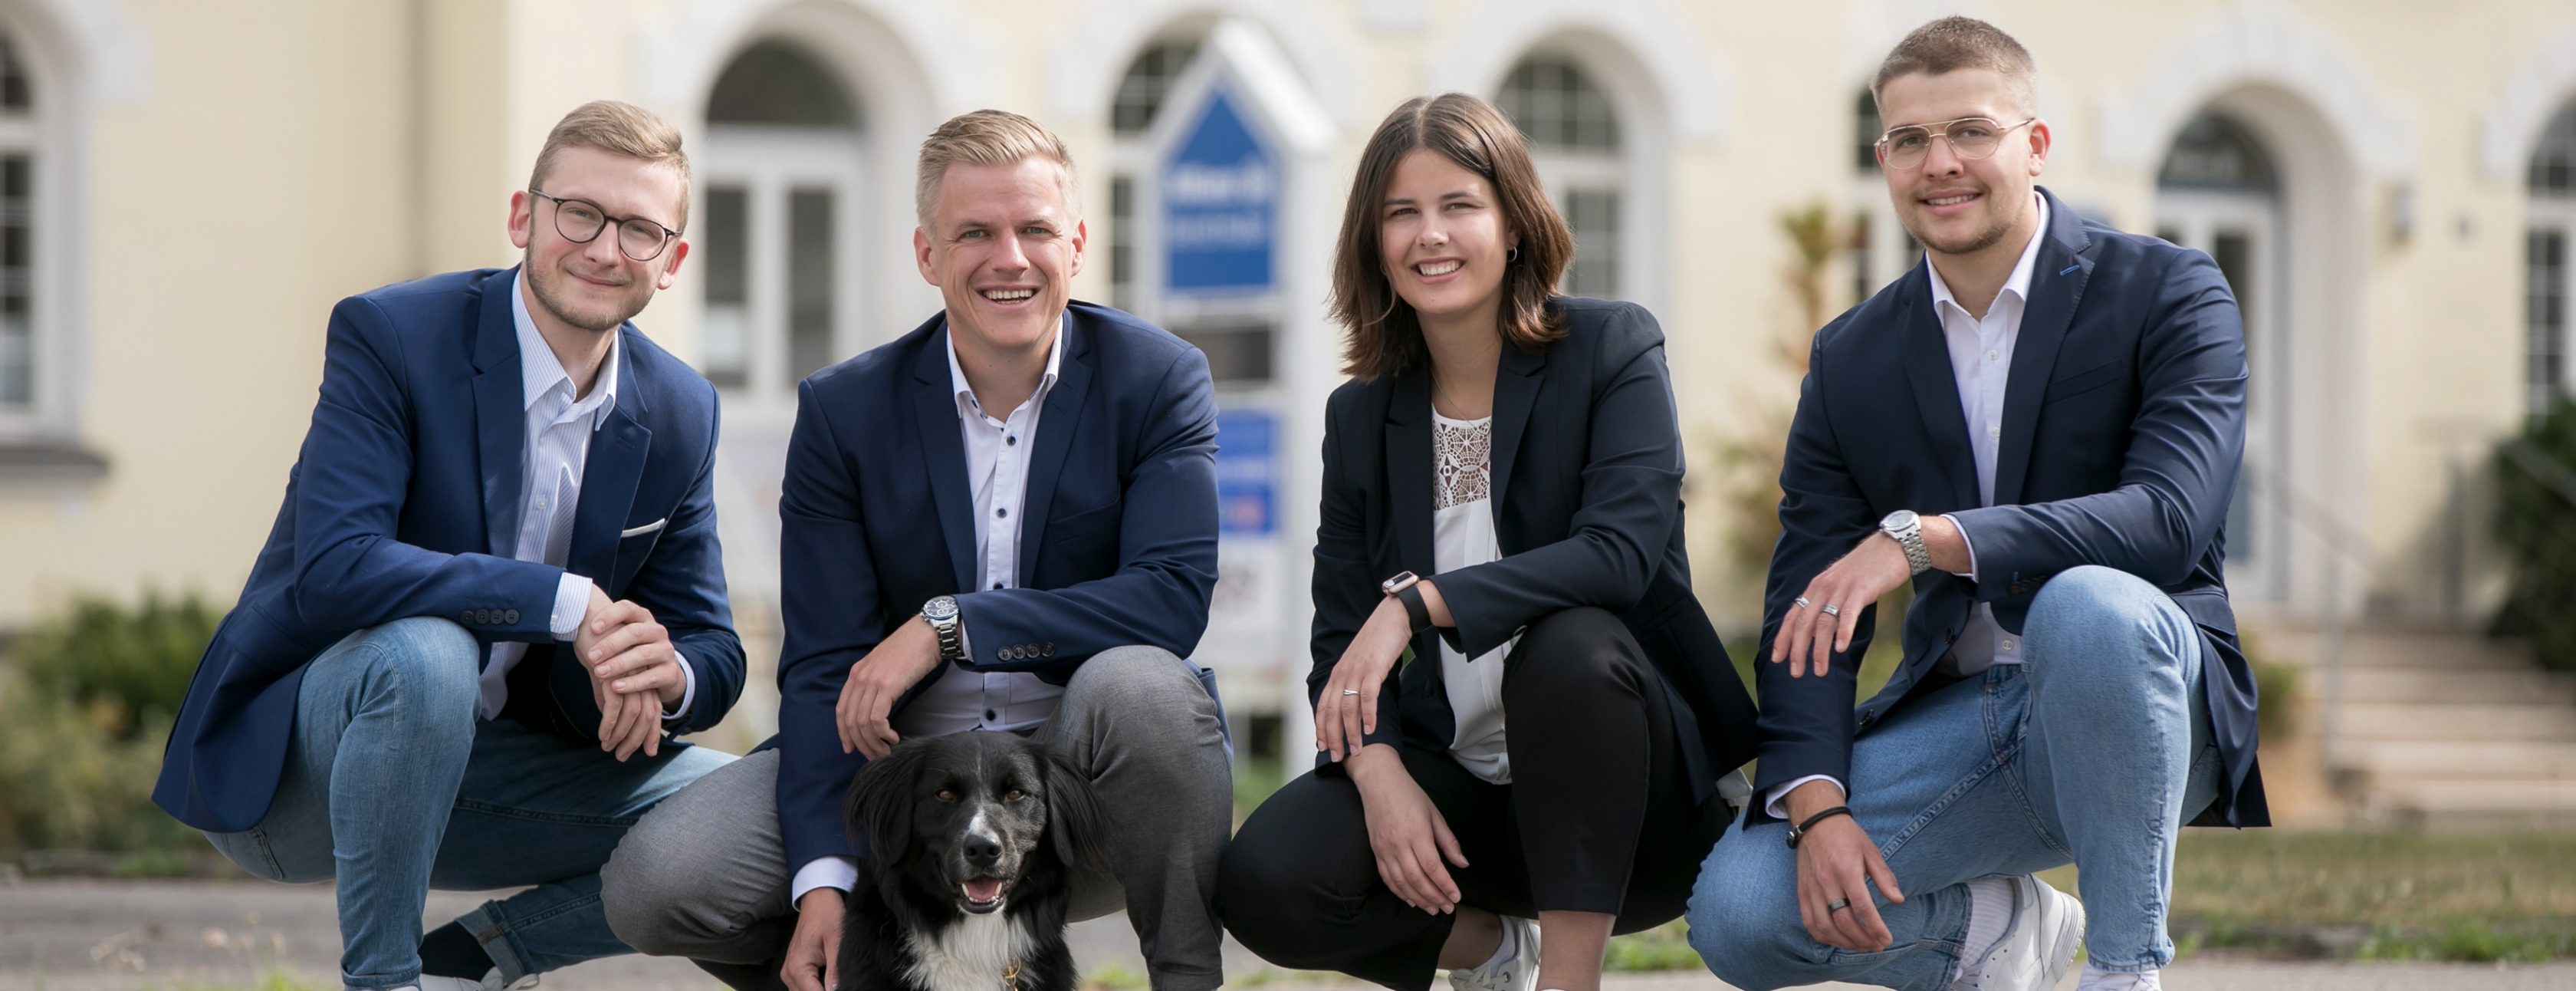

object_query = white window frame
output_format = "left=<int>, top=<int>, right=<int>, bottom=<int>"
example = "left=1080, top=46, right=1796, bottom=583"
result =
left=2532, top=196, right=2576, bottom=416
left=2157, top=189, right=2285, bottom=601
left=700, top=127, right=869, bottom=420
left=0, top=15, right=81, bottom=449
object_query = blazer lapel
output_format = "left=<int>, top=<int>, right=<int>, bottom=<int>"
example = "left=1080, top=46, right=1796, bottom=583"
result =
left=1487, top=344, right=1544, bottom=520
left=910, top=327, right=979, bottom=592
left=566, top=334, right=649, bottom=588
left=1385, top=367, right=1435, bottom=579
left=1017, top=318, right=1091, bottom=588
left=1899, top=269, right=1980, bottom=512
left=1993, top=189, right=2096, bottom=505
left=473, top=270, right=527, bottom=557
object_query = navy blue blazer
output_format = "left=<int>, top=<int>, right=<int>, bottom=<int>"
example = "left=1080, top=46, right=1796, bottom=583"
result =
left=1309, top=298, right=1760, bottom=805
left=1753, top=188, right=2266, bottom=828
left=153, top=266, right=743, bottom=834
left=767, top=302, right=1220, bottom=870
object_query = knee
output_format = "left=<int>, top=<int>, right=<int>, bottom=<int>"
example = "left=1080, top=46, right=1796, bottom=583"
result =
left=1683, top=844, right=1809, bottom=990
left=353, top=617, right=482, bottom=721
left=2026, top=565, right=2191, bottom=677
left=601, top=809, right=730, bottom=956
left=1503, top=607, right=1643, bottom=705
left=1064, top=645, right=1213, bottom=721
left=1214, top=841, right=1348, bottom=970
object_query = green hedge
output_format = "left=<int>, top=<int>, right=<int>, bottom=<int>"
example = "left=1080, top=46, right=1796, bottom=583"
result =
left=2492, top=401, right=2576, bottom=673
left=0, top=590, right=220, bottom=857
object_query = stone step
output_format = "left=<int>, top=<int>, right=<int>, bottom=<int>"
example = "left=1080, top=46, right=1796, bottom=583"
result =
left=2338, top=739, right=2576, bottom=779
left=2254, top=630, right=2535, bottom=672
left=2328, top=666, right=2576, bottom=705
left=2374, top=777, right=2576, bottom=823
left=2336, top=703, right=2576, bottom=742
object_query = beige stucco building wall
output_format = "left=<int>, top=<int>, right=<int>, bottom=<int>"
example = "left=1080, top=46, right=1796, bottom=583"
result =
left=3, top=0, right=2569, bottom=670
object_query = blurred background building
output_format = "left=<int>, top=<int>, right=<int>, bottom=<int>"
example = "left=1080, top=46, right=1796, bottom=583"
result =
left=4, top=0, right=2575, bottom=826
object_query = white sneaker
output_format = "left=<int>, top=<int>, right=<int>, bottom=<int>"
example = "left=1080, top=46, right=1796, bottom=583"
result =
left=1950, top=875, right=2084, bottom=991
left=2073, top=966, right=2160, bottom=991
left=1447, top=915, right=1539, bottom=991
left=407, top=969, right=536, bottom=991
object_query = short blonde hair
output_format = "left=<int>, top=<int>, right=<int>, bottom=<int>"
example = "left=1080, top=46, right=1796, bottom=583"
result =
left=1871, top=17, right=2038, bottom=120
left=528, top=100, right=693, bottom=229
left=915, top=109, right=1079, bottom=229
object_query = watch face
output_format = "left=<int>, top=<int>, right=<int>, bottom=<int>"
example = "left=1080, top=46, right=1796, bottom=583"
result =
left=1882, top=509, right=1918, bottom=530
left=922, top=595, right=959, bottom=621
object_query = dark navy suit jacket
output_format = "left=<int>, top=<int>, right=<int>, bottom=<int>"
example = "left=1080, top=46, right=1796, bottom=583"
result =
left=153, top=266, right=744, bottom=834
left=1309, top=298, right=1760, bottom=804
left=1753, top=188, right=2267, bottom=828
left=767, top=302, right=1219, bottom=870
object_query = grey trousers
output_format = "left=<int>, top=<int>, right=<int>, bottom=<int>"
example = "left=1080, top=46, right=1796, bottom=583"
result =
left=600, top=646, right=1233, bottom=991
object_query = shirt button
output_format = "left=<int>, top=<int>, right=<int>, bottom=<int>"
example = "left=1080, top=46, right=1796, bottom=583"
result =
left=1989, top=425, right=2002, bottom=438
left=997, top=507, right=1007, bottom=518
left=1007, top=436, right=1017, bottom=446
left=1986, top=350, right=1999, bottom=361
left=534, top=498, right=547, bottom=511
left=2001, top=638, right=2018, bottom=651
left=991, top=582, right=1004, bottom=590
left=985, top=710, right=998, bottom=721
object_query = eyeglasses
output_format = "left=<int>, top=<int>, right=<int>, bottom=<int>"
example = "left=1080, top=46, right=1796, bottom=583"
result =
left=529, top=189, right=682, bottom=262
left=1875, top=117, right=2036, bottom=170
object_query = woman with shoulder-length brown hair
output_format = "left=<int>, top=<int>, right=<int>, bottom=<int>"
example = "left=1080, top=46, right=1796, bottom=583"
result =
left=1214, top=92, right=1759, bottom=991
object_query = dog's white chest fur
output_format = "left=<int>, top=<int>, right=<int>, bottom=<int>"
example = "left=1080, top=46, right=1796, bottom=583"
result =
left=902, top=912, right=1040, bottom=991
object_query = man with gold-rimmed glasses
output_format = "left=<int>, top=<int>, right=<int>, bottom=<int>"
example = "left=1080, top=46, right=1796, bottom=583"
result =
left=153, top=100, right=747, bottom=991
left=1686, top=17, right=2261, bottom=991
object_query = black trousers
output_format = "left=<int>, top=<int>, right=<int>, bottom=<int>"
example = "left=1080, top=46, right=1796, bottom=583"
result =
left=1216, top=607, right=1730, bottom=991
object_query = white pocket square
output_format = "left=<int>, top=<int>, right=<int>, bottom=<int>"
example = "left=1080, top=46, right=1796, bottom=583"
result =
left=619, top=519, right=668, bottom=538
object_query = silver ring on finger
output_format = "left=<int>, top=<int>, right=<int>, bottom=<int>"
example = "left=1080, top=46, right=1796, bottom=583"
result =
left=1342, top=688, right=1362, bottom=696
left=1793, top=595, right=1812, bottom=609
left=1826, top=897, right=1850, bottom=914
left=1820, top=604, right=1842, bottom=617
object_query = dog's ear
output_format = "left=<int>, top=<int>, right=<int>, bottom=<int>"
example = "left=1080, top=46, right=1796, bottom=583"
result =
left=1038, top=744, right=1112, bottom=872
left=844, top=743, right=923, bottom=865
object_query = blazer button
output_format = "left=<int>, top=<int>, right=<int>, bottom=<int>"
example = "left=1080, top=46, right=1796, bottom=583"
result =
left=1040, top=643, right=1054, bottom=657
left=460, top=611, right=473, bottom=624
left=1003, top=647, right=1020, bottom=660
left=504, top=609, right=521, bottom=624
left=473, top=609, right=489, bottom=624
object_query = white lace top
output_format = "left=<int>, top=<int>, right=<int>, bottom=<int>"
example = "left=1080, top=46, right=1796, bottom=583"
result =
left=1433, top=413, right=1514, bottom=784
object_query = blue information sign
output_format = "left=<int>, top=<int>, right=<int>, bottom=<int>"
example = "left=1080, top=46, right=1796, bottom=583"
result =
left=1163, top=85, right=1276, bottom=296
left=1214, top=408, right=1276, bottom=536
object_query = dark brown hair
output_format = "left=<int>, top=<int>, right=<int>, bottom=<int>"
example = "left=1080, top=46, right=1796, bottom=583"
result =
left=1330, top=93, right=1575, bottom=381
left=1870, top=16, right=2037, bottom=118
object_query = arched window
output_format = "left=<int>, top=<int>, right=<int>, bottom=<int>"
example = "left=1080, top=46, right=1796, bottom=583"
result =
left=1, top=28, right=38, bottom=424
left=1109, top=38, right=1201, bottom=311
left=2527, top=99, right=2576, bottom=416
left=2156, top=109, right=2285, bottom=598
left=700, top=39, right=865, bottom=400
left=1496, top=54, right=1622, bottom=299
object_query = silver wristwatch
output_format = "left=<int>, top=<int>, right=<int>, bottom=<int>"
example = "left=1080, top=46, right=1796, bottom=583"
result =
left=1880, top=509, right=1932, bottom=575
left=922, top=595, right=964, bottom=662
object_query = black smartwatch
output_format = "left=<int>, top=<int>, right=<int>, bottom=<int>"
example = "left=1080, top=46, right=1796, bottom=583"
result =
left=1381, top=571, right=1432, bottom=633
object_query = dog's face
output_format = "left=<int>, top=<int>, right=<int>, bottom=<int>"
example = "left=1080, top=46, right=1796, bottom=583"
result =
left=846, top=733, right=1108, bottom=917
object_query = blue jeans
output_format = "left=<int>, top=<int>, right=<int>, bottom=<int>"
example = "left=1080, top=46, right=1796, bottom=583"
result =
left=202, top=617, right=733, bottom=991
left=1685, top=566, right=2223, bottom=991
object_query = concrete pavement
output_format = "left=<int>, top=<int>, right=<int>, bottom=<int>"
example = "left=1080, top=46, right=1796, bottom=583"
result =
left=3, top=880, right=2569, bottom=991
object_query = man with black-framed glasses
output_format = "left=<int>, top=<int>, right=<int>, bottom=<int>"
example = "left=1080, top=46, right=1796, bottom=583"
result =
left=153, top=100, right=745, bottom=991
left=1684, top=17, right=2262, bottom=991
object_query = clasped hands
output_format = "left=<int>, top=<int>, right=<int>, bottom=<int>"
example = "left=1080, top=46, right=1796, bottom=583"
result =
left=576, top=584, right=688, bottom=761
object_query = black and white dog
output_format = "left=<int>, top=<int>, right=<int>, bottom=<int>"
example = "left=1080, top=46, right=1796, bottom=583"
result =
left=837, top=733, right=1110, bottom=991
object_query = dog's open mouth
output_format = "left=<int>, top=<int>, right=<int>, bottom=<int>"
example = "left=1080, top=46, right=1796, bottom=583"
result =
left=960, top=877, right=1008, bottom=913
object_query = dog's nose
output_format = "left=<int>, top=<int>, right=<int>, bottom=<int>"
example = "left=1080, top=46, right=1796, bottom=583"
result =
left=962, top=831, right=1003, bottom=868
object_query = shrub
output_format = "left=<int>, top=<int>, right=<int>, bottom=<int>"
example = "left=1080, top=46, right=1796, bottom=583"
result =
left=14, top=588, right=221, bottom=739
left=2491, top=400, right=2576, bottom=673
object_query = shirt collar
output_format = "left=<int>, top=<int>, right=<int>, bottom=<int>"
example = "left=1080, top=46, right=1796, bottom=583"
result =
left=511, top=267, right=621, bottom=429
left=946, top=311, right=1066, bottom=422
left=1925, top=192, right=2050, bottom=321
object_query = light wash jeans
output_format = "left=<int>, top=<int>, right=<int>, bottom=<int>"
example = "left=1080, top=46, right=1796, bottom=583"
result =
left=202, top=617, right=732, bottom=991
left=1685, top=566, right=2223, bottom=991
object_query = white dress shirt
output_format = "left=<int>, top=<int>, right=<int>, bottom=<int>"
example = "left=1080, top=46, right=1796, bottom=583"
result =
left=1764, top=194, right=2049, bottom=818
left=791, top=318, right=1067, bottom=903
left=480, top=270, right=695, bottom=723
